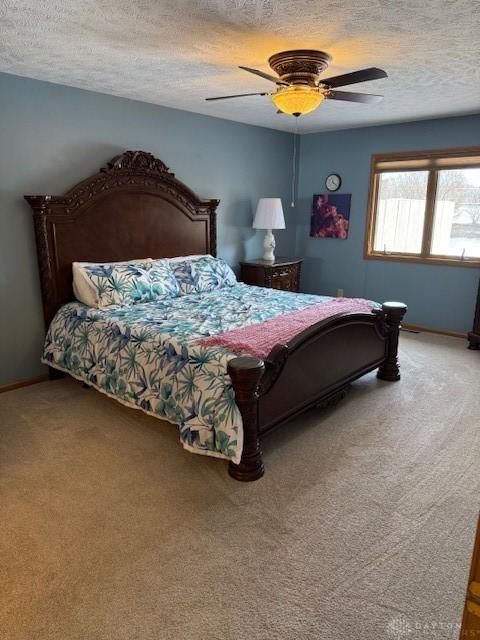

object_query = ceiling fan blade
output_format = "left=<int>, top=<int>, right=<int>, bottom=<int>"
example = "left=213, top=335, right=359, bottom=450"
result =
left=205, top=92, right=269, bottom=101
left=321, top=67, right=387, bottom=88
left=239, top=66, right=289, bottom=86
left=326, top=90, right=383, bottom=104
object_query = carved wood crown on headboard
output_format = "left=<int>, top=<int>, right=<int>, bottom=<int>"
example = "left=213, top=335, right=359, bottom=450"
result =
left=106, top=150, right=170, bottom=173
left=25, top=150, right=220, bottom=328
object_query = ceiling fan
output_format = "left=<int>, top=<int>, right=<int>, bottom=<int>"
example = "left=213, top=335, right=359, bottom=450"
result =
left=206, top=50, right=387, bottom=117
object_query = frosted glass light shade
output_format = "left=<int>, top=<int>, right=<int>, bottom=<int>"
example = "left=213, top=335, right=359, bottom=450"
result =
left=253, top=198, right=285, bottom=230
left=272, top=86, right=324, bottom=116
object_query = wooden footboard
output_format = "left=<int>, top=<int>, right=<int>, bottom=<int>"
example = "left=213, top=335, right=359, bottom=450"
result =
left=228, top=301, right=407, bottom=481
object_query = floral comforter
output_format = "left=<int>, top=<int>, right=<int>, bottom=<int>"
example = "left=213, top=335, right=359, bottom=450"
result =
left=43, top=284, right=332, bottom=462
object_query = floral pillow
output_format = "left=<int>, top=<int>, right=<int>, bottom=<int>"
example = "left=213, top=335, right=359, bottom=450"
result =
left=170, top=256, right=237, bottom=295
left=82, top=259, right=179, bottom=307
left=73, top=259, right=153, bottom=307
left=147, top=259, right=180, bottom=299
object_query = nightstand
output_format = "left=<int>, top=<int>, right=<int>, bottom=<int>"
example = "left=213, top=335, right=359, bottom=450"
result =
left=240, top=257, right=303, bottom=292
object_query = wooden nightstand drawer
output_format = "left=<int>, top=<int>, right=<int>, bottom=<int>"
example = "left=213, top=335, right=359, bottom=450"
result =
left=240, top=258, right=302, bottom=293
left=271, top=268, right=294, bottom=290
left=272, top=268, right=291, bottom=278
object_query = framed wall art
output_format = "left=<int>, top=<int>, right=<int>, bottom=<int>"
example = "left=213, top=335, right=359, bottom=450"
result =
left=310, top=193, right=351, bottom=240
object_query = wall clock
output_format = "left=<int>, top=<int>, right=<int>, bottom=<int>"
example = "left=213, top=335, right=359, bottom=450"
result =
left=326, top=174, right=341, bottom=192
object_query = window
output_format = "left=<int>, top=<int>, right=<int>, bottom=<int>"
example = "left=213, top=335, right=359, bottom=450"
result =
left=365, top=147, right=480, bottom=266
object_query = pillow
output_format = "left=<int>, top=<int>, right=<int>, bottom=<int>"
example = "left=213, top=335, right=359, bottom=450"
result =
left=73, top=276, right=95, bottom=307
left=79, top=259, right=179, bottom=308
left=166, top=254, right=212, bottom=264
left=170, top=260, right=197, bottom=295
left=145, top=259, right=180, bottom=300
left=170, top=256, right=237, bottom=295
left=72, top=259, right=153, bottom=307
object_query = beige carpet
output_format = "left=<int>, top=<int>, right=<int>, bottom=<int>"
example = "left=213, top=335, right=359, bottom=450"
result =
left=0, top=332, right=479, bottom=640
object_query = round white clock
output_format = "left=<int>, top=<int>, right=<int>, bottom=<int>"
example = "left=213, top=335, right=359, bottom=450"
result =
left=326, top=174, right=341, bottom=192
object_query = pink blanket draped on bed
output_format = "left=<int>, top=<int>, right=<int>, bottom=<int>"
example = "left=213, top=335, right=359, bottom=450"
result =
left=198, top=298, right=376, bottom=359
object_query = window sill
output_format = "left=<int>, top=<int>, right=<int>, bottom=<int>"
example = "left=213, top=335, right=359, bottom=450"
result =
left=365, top=252, right=480, bottom=268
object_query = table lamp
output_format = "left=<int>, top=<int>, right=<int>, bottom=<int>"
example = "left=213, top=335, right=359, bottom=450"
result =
left=253, top=198, right=285, bottom=262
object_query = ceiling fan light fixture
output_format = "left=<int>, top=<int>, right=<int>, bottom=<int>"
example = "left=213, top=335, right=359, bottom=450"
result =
left=272, top=86, right=324, bottom=116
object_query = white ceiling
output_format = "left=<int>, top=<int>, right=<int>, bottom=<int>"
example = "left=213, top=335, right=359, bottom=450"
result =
left=1, top=0, right=479, bottom=134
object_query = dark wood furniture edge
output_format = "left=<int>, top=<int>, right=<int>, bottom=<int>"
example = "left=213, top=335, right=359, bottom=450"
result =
left=377, top=302, right=407, bottom=380
left=227, top=357, right=265, bottom=481
left=459, top=514, right=480, bottom=637
left=240, top=258, right=303, bottom=292
left=228, top=301, right=407, bottom=481
left=468, top=333, right=480, bottom=349
left=239, top=257, right=303, bottom=266
left=468, top=279, right=480, bottom=350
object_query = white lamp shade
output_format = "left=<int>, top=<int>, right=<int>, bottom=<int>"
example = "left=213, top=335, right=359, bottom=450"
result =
left=253, top=198, right=285, bottom=230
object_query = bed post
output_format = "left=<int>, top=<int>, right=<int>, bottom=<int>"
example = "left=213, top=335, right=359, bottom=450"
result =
left=377, top=301, right=408, bottom=381
left=227, top=356, right=265, bottom=482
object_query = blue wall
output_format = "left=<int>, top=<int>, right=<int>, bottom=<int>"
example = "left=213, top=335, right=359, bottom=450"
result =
left=296, top=114, right=480, bottom=332
left=0, top=72, right=295, bottom=385
left=1, top=71, right=479, bottom=386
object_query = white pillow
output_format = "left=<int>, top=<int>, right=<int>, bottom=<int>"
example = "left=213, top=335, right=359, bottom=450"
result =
left=72, top=259, right=153, bottom=307
left=166, top=254, right=212, bottom=264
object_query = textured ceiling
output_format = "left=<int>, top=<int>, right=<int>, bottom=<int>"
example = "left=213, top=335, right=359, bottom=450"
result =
left=1, top=0, right=480, bottom=133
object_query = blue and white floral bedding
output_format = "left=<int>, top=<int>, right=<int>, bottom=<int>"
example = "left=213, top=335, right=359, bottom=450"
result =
left=43, top=284, right=331, bottom=462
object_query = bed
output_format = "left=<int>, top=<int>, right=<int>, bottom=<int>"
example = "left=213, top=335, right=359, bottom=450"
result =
left=26, top=150, right=407, bottom=481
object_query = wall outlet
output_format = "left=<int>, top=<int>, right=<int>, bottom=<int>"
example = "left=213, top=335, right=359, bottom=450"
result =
left=336, top=288, right=344, bottom=297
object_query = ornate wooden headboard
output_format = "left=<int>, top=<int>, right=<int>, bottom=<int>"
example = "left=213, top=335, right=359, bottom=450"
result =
left=25, top=150, right=219, bottom=327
